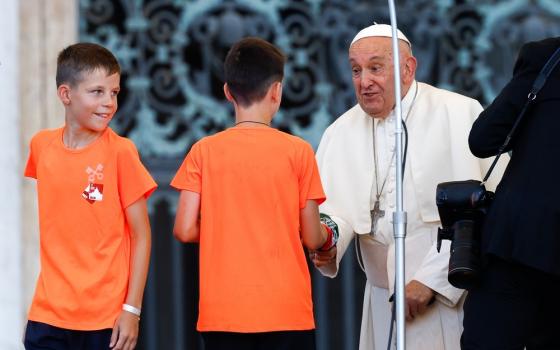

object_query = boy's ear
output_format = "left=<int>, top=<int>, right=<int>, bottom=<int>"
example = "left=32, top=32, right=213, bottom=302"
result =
left=223, top=83, right=235, bottom=103
left=270, top=81, right=282, bottom=103
left=57, top=84, right=71, bottom=105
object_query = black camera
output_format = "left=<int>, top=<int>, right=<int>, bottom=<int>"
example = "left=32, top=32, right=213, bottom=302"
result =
left=436, top=180, right=493, bottom=290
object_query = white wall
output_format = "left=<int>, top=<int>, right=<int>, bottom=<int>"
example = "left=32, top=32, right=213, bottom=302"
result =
left=0, top=0, right=23, bottom=348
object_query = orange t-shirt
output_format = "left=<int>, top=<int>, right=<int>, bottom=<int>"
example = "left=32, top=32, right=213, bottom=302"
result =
left=171, top=127, right=325, bottom=332
left=24, top=127, right=157, bottom=330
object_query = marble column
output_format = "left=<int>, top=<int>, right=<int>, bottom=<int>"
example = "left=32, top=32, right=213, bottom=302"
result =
left=0, top=0, right=23, bottom=348
left=0, top=1, right=77, bottom=349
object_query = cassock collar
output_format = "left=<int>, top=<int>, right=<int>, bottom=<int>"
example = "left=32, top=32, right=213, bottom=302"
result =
left=375, top=80, right=418, bottom=128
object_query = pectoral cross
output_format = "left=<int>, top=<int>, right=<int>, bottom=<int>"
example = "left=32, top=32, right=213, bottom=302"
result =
left=370, top=199, right=385, bottom=234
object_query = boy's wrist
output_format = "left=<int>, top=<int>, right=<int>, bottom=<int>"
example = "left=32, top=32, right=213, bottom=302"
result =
left=318, top=213, right=339, bottom=251
left=319, top=224, right=334, bottom=251
left=122, top=303, right=141, bottom=317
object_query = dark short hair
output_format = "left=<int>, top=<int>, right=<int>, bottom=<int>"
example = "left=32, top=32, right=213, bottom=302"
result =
left=224, top=37, right=286, bottom=107
left=56, top=42, right=121, bottom=87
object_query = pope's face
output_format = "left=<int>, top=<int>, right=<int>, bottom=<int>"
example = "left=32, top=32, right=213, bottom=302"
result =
left=349, top=37, right=409, bottom=119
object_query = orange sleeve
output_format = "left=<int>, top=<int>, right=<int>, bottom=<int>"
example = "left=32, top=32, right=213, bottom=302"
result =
left=298, top=142, right=326, bottom=208
left=170, top=141, right=202, bottom=193
left=117, top=140, right=157, bottom=209
left=24, top=135, right=37, bottom=179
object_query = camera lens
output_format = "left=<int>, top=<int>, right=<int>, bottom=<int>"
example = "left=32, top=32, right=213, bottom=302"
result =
left=448, top=220, right=481, bottom=289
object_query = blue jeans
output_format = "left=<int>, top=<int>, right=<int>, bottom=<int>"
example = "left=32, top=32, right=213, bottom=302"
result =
left=24, top=320, right=112, bottom=350
left=201, top=330, right=316, bottom=350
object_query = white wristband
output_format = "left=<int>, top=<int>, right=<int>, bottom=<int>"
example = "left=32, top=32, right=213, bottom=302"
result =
left=122, top=304, right=141, bottom=317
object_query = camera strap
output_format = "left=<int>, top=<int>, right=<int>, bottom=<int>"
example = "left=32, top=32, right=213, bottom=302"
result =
left=482, top=46, right=560, bottom=184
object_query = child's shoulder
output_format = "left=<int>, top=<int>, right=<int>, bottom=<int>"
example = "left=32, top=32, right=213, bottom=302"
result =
left=196, top=128, right=312, bottom=152
left=29, top=127, right=62, bottom=149
left=188, top=133, right=217, bottom=151
left=105, top=128, right=139, bottom=153
left=271, top=129, right=313, bottom=150
left=31, top=127, right=60, bottom=140
left=193, top=129, right=249, bottom=148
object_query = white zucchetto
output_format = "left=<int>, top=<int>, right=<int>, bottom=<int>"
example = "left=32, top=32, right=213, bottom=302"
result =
left=351, top=23, right=411, bottom=48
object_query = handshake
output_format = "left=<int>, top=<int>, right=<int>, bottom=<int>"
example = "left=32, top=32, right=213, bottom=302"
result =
left=309, top=213, right=339, bottom=267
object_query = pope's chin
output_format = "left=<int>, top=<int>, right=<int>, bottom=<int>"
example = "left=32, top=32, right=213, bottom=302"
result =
left=358, top=101, right=383, bottom=117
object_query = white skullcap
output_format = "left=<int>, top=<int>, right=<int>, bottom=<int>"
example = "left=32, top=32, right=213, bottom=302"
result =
left=350, top=23, right=411, bottom=48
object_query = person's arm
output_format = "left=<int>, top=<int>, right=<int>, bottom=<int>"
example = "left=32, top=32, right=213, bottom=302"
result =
left=173, top=190, right=201, bottom=243
left=404, top=239, right=466, bottom=321
left=110, top=197, right=151, bottom=350
left=309, top=214, right=354, bottom=277
left=309, top=121, right=357, bottom=276
left=469, top=43, right=535, bottom=158
left=300, top=199, right=328, bottom=250
left=410, top=239, right=464, bottom=308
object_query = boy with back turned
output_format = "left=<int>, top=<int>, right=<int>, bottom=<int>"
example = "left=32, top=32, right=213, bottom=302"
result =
left=23, top=43, right=156, bottom=350
left=171, top=37, right=338, bottom=350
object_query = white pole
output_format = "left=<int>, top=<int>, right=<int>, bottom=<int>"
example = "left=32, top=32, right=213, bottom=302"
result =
left=387, top=1, right=407, bottom=349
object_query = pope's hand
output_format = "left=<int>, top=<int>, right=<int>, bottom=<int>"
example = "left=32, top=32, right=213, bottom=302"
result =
left=405, top=280, right=435, bottom=322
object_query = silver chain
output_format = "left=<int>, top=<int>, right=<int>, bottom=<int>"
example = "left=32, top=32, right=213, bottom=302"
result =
left=372, top=81, right=419, bottom=203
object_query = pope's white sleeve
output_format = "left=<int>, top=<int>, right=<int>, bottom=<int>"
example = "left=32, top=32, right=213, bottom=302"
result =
left=316, top=215, right=355, bottom=278
left=412, top=240, right=465, bottom=307
left=315, top=122, right=357, bottom=277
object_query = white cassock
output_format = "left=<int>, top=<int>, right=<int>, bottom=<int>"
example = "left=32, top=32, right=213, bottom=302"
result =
left=316, top=81, right=508, bottom=350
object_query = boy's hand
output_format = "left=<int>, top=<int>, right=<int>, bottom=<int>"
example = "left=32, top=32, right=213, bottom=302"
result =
left=110, top=311, right=140, bottom=350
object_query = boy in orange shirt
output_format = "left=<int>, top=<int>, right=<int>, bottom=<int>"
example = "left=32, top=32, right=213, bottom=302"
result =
left=23, top=43, right=156, bottom=350
left=171, top=37, right=338, bottom=350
